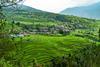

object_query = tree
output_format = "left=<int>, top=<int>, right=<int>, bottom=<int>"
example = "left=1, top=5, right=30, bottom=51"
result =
left=99, top=28, right=100, bottom=41
left=0, top=0, right=24, bottom=36
left=0, top=0, right=24, bottom=7
left=0, top=0, right=24, bottom=57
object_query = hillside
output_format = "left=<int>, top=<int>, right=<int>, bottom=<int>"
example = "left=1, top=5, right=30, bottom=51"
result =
left=3, top=5, right=96, bottom=35
left=60, top=2, right=100, bottom=19
left=0, top=34, right=100, bottom=67
left=0, top=4, right=100, bottom=67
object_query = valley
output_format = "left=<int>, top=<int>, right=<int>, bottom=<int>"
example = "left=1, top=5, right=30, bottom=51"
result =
left=0, top=4, right=100, bottom=67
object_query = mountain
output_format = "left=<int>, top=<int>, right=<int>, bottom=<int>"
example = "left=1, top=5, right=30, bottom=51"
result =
left=3, top=4, right=96, bottom=35
left=60, top=2, right=100, bottom=19
left=4, top=4, right=95, bottom=22
left=4, top=4, right=42, bottom=12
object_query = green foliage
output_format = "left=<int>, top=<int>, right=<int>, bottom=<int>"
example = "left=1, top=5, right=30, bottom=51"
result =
left=0, top=35, right=100, bottom=67
left=0, top=4, right=100, bottom=67
left=50, top=44, right=100, bottom=67
left=99, top=28, right=100, bottom=40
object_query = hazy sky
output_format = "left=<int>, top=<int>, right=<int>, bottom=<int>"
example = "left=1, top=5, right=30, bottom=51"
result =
left=24, top=0, right=100, bottom=13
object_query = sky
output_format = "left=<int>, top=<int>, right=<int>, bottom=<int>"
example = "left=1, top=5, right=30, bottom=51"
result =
left=23, top=0, right=100, bottom=13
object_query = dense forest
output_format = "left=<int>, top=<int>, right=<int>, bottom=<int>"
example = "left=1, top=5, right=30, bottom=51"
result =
left=0, top=1, right=100, bottom=67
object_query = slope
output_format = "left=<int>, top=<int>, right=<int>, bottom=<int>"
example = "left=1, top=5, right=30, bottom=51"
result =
left=3, top=4, right=96, bottom=36
left=60, top=2, right=100, bottom=19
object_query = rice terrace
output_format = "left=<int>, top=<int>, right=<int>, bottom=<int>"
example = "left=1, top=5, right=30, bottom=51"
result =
left=0, top=0, right=100, bottom=67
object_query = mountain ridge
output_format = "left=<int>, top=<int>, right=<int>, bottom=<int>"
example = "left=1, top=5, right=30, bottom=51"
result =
left=60, top=2, right=100, bottom=19
left=3, top=4, right=96, bottom=35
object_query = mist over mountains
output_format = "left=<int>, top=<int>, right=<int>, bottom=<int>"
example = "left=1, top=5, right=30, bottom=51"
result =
left=60, top=2, right=100, bottom=19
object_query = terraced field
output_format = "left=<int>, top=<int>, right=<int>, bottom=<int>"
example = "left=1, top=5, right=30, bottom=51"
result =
left=0, top=4, right=100, bottom=67
left=0, top=35, right=99, bottom=67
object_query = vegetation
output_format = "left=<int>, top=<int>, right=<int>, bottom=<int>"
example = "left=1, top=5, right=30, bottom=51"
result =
left=3, top=5, right=96, bottom=36
left=0, top=35, right=100, bottom=67
left=0, top=3, right=100, bottom=67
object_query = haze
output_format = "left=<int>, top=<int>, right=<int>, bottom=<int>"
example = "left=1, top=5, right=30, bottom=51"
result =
left=24, top=0, right=100, bottom=13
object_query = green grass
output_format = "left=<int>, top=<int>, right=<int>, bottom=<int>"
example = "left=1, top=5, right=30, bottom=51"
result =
left=10, top=35, right=92, bottom=64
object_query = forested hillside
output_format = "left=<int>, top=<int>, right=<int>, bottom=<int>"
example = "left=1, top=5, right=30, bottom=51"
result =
left=3, top=5, right=96, bottom=35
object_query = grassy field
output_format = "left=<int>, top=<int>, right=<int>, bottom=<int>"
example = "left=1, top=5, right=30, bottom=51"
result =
left=0, top=20, right=100, bottom=67
left=0, top=34, right=99, bottom=67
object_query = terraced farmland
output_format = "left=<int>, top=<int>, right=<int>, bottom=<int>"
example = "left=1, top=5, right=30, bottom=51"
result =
left=0, top=35, right=99, bottom=67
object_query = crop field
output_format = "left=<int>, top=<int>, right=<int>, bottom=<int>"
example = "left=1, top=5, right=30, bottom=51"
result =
left=0, top=34, right=100, bottom=67
left=0, top=4, right=100, bottom=67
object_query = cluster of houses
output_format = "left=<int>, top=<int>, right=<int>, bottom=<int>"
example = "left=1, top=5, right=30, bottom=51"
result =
left=10, top=25, right=71, bottom=37
left=29, top=25, right=70, bottom=35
